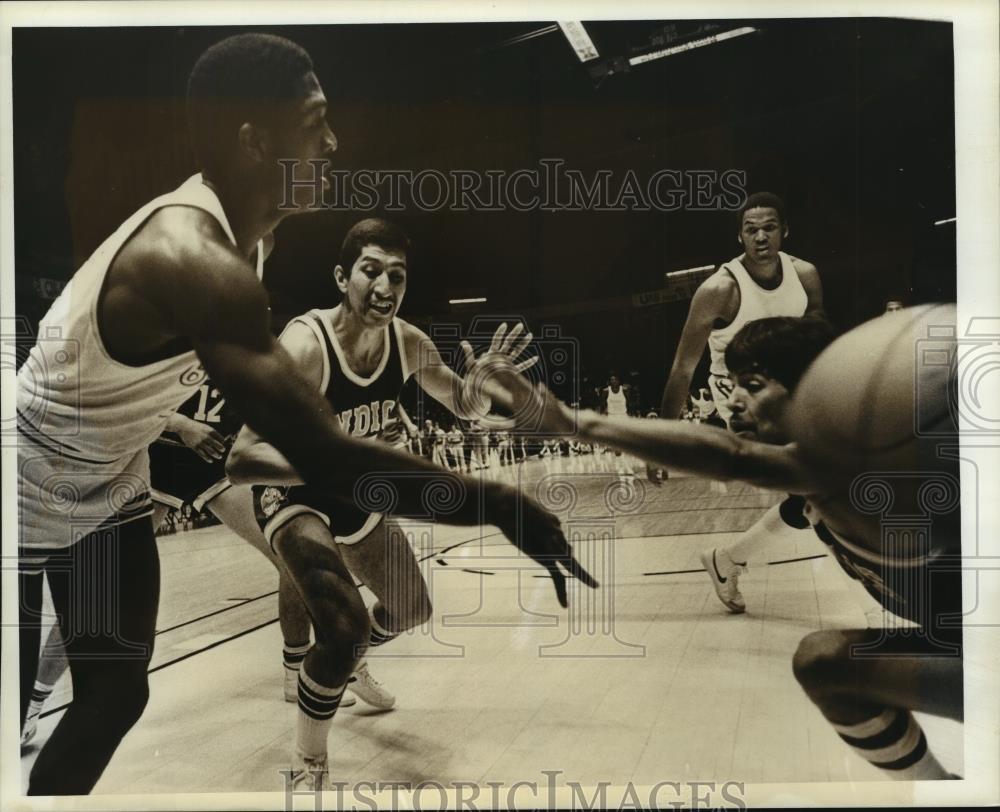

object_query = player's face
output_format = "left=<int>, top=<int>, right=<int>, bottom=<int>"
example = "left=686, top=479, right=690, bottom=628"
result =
left=272, top=71, right=337, bottom=210
left=739, top=207, right=785, bottom=262
left=727, top=370, right=792, bottom=444
left=338, top=245, right=408, bottom=325
left=609, top=375, right=620, bottom=388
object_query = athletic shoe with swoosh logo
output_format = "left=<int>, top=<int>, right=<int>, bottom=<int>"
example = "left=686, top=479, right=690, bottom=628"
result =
left=700, top=548, right=746, bottom=614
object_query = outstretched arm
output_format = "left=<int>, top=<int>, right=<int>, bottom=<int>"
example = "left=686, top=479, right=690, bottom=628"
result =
left=502, top=369, right=818, bottom=494
left=579, top=411, right=815, bottom=493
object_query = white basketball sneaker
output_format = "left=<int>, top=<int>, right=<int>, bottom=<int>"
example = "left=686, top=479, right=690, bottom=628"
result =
left=20, top=708, right=39, bottom=748
left=288, top=751, right=330, bottom=792
left=700, top=548, right=746, bottom=613
left=285, top=666, right=355, bottom=706
left=347, top=661, right=395, bottom=710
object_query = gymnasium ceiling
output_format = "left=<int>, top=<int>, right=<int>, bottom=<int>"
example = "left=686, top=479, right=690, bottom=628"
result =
left=14, top=18, right=956, bottom=322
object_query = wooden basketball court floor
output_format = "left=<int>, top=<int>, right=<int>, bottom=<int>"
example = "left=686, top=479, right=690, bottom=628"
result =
left=20, top=452, right=963, bottom=793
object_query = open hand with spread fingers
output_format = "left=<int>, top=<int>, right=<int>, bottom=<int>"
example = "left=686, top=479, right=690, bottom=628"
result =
left=457, top=323, right=538, bottom=420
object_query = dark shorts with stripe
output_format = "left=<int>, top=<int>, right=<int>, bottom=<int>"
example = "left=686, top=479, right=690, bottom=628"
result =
left=252, top=483, right=381, bottom=552
left=785, top=494, right=964, bottom=650
left=148, top=441, right=231, bottom=512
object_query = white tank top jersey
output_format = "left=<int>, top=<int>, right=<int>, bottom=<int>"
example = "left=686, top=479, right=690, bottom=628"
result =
left=18, top=174, right=263, bottom=557
left=706, top=251, right=808, bottom=377
left=606, top=386, right=628, bottom=416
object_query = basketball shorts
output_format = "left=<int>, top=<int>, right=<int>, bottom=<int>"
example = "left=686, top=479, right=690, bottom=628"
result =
left=252, top=483, right=382, bottom=552
left=148, top=441, right=231, bottom=512
left=707, top=373, right=734, bottom=427
left=794, top=496, right=963, bottom=649
left=18, top=428, right=153, bottom=568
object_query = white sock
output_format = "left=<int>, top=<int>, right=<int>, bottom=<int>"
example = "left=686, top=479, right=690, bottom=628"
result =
left=724, top=502, right=792, bottom=567
left=833, top=709, right=951, bottom=780
left=296, top=667, right=346, bottom=760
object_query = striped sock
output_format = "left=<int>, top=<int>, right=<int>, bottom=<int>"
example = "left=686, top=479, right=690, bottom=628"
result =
left=283, top=640, right=310, bottom=675
left=833, top=708, right=950, bottom=779
left=31, top=681, right=55, bottom=705
left=368, top=605, right=399, bottom=649
left=296, top=668, right=346, bottom=759
left=26, top=681, right=55, bottom=718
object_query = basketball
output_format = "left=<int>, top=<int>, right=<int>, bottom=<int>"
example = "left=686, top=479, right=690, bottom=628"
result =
left=787, top=303, right=958, bottom=491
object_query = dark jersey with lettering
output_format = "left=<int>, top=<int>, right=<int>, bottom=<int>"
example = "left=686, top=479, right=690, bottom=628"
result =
left=252, top=310, right=414, bottom=542
left=294, top=309, right=410, bottom=439
left=149, top=377, right=243, bottom=508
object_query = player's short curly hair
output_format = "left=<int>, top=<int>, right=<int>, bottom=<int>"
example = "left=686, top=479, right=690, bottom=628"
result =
left=737, top=191, right=787, bottom=230
left=725, top=316, right=837, bottom=392
left=187, top=33, right=314, bottom=177
left=339, top=218, right=411, bottom=272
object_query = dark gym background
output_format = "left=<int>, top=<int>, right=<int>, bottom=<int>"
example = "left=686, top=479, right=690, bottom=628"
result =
left=13, top=19, right=956, bottom=411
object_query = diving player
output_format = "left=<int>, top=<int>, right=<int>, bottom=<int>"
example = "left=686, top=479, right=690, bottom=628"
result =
left=503, top=313, right=961, bottom=781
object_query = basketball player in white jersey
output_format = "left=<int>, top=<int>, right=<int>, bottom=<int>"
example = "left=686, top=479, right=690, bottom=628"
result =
left=227, top=218, right=591, bottom=787
left=500, top=313, right=962, bottom=781
left=601, top=374, right=633, bottom=474
left=466, top=419, right=488, bottom=470
left=446, top=422, right=468, bottom=471
left=16, top=34, right=593, bottom=795
left=496, top=427, right=514, bottom=466
left=651, top=192, right=824, bottom=611
left=431, top=420, right=449, bottom=467
left=602, top=374, right=631, bottom=418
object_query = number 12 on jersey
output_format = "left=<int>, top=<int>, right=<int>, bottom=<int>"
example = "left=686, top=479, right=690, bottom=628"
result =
left=191, top=384, right=225, bottom=423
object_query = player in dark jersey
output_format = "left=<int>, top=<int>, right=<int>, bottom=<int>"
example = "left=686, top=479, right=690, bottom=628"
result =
left=499, top=313, right=961, bottom=781
left=149, top=381, right=242, bottom=518
left=227, top=218, right=584, bottom=786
